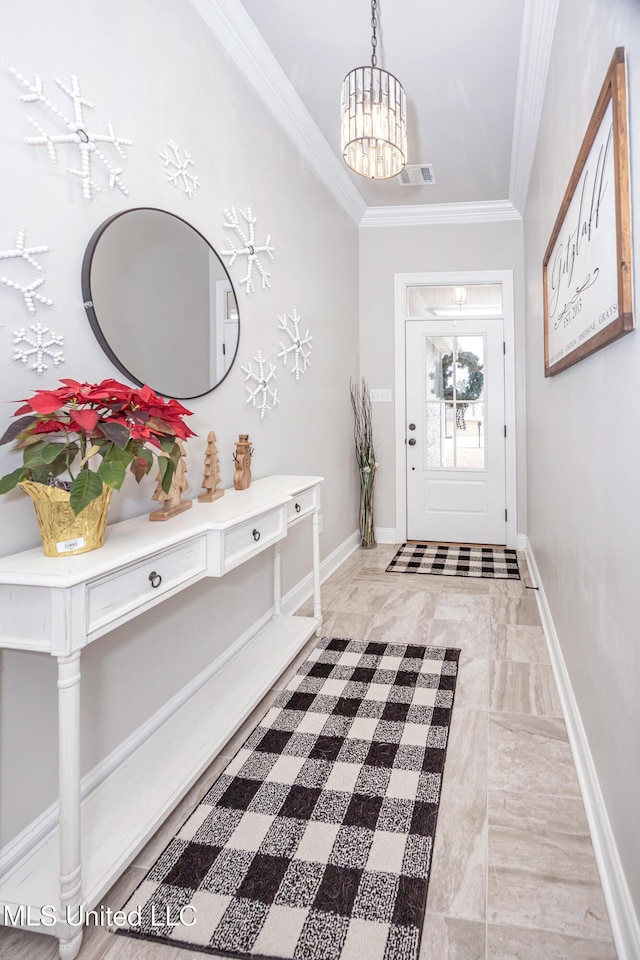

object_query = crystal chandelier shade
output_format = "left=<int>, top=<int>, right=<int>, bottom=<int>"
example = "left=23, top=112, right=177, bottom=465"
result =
left=340, top=1, right=407, bottom=180
left=341, top=66, right=407, bottom=179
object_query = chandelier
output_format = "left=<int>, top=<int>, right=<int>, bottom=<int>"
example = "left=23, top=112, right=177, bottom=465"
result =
left=340, top=0, right=407, bottom=179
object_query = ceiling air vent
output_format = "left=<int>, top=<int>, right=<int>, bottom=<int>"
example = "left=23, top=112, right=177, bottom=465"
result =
left=397, top=163, right=436, bottom=186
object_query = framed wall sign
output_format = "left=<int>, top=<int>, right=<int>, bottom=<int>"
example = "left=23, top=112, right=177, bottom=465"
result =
left=543, top=47, right=633, bottom=377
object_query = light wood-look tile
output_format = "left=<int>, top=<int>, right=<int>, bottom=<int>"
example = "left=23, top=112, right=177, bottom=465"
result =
left=488, top=713, right=581, bottom=796
left=434, top=592, right=492, bottom=623
left=433, top=577, right=493, bottom=594
left=102, top=933, right=207, bottom=959
left=490, top=597, right=541, bottom=626
left=428, top=620, right=495, bottom=659
left=420, top=914, right=486, bottom=960
left=488, top=579, right=528, bottom=597
left=453, top=657, right=490, bottom=711
left=425, top=784, right=487, bottom=922
left=329, top=581, right=392, bottom=615
left=358, top=570, right=445, bottom=593
left=444, top=709, right=488, bottom=789
left=319, top=610, right=373, bottom=641
left=0, top=928, right=60, bottom=960
left=488, top=790, right=613, bottom=941
left=379, top=585, right=440, bottom=620
left=489, top=661, right=563, bottom=716
left=490, top=624, right=550, bottom=664
left=366, top=612, right=431, bottom=644
left=487, top=922, right=617, bottom=958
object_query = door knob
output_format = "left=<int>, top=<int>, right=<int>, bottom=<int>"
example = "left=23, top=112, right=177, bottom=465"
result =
left=408, top=423, right=416, bottom=430
left=408, top=438, right=417, bottom=446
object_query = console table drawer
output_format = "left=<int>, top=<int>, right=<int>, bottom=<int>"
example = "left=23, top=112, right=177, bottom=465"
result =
left=87, top=536, right=207, bottom=634
left=287, top=487, right=317, bottom=523
left=222, top=506, right=285, bottom=572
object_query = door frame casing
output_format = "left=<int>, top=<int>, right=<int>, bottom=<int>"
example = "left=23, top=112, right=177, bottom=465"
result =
left=394, top=270, right=517, bottom=548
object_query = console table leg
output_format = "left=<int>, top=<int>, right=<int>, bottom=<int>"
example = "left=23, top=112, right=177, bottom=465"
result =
left=312, top=510, right=322, bottom=633
left=273, top=542, right=282, bottom=616
left=57, top=652, right=83, bottom=960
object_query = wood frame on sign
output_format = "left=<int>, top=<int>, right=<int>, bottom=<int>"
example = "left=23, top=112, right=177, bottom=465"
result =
left=543, top=47, right=633, bottom=377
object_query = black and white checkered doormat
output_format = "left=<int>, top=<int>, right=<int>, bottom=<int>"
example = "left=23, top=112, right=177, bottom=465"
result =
left=386, top=543, right=520, bottom=579
left=118, top=636, right=459, bottom=960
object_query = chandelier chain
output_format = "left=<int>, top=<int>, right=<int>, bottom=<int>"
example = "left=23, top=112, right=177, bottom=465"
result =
left=370, top=0, right=378, bottom=68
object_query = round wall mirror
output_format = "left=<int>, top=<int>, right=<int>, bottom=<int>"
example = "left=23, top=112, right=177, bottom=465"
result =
left=82, top=208, right=240, bottom=399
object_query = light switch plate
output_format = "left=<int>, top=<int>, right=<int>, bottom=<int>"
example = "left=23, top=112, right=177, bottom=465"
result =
left=369, top=388, right=392, bottom=403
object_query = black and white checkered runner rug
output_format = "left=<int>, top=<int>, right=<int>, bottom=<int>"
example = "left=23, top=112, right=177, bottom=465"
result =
left=118, top=636, right=459, bottom=959
left=386, top=543, right=520, bottom=580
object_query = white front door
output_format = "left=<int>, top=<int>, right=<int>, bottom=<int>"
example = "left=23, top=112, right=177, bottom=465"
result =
left=405, top=318, right=506, bottom=544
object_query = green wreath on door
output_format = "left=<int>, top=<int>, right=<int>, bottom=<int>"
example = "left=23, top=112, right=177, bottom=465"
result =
left=439, top=351, right=483, bottom=429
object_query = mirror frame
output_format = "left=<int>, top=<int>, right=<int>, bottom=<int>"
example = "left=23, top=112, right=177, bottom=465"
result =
left=81, top=207, right=240, bottom=399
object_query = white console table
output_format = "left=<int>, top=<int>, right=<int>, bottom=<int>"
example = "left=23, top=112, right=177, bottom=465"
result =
left=0, top=474, right=323, bottom=959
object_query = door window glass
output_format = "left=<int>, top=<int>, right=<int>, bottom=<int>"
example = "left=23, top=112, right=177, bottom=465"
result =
left=422, top=334, right=485, bottom=470
left=407, top=283, right=502, bottom=318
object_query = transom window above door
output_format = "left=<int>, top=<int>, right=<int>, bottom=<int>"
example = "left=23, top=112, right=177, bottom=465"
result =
left=406, top=283, right=503, bottom=318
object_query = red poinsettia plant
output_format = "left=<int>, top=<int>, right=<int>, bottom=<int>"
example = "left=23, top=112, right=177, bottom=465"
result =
left=0, top=379, right=195, bottom=514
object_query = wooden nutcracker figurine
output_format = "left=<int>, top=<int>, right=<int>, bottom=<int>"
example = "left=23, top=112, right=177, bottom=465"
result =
left=149, top=439, right=193, bottom=520
left=198, top=431, right=224, bottom=503
left=233, top=434, right=253, bottom=490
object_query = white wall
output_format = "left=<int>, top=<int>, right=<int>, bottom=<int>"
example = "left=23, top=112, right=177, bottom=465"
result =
left=524, top=0, right=640, bottom=921
left=0, top=0, right=359, bottom=845
left=359, top=221, right=526, bottom=534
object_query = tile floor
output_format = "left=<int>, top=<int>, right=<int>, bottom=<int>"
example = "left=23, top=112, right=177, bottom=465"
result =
left=0, top=545, right=617, bottom=960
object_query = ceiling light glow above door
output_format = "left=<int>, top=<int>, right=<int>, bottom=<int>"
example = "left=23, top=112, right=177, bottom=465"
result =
left=340, top=0, right=407, bottom=179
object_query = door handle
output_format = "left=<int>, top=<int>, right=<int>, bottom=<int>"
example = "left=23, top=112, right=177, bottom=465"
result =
left=408, top=438, right=417, bottom=446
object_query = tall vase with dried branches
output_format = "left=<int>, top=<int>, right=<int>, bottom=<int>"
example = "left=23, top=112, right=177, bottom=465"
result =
left=350, top=378, right=377, bottom=548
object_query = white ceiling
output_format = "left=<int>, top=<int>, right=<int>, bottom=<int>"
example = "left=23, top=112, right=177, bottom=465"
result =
left=238, top=0, right=526, bottom=208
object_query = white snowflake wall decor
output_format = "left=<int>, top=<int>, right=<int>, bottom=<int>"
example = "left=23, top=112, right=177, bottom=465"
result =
left=0, top=230, right=54, bottom=314
left=241, top=351, right=279, bottom=418
left=277, top=309, right=313, bottom=380
left=8, top=66, right=133, bottom=201
left=159, top=140, right=199, bottom=198
left=13, top=320, right=65, bottom=375
left=221, top=207, right=275, bottom=295
left=0, top=230, right=49, bottom=271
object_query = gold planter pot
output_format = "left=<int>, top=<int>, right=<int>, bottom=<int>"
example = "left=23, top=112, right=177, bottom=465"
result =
left=20, top=481, right=113, bottom=557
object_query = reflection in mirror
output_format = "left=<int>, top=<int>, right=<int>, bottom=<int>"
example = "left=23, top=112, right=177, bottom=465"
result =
left=82, top=208, right=240, bottom=399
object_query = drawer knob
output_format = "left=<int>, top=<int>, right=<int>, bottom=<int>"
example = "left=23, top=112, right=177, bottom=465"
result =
left=295, top=502, right=301, bottom=513
left=252, top=528, right=261, bottom=542
left=149, top=571, right=162, bottom=588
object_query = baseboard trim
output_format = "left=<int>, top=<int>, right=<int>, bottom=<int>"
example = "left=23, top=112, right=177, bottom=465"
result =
left=516, top=533, right=528, bottom=550
left=525, top=538, right=640, bottom=960
left=373, top=527, right=399, bottom=544
left=0, top=529, right=360, bottom=880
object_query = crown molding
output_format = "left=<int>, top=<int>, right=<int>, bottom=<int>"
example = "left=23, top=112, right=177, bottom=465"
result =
left=360, top=200, right=522, bottom=228
left=191, top=0, right=536, bottom=230
left=189, top=0, right=367, bottom=225
left=509, top=0, right=561, bottom=215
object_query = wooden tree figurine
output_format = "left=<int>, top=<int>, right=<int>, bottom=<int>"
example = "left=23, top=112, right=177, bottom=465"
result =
left=149, top=439, right=193, bottom=521
left=198, top=431, right=224, bottom=503
left=233, top=434, right=253, bottom=490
